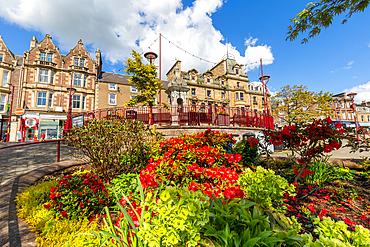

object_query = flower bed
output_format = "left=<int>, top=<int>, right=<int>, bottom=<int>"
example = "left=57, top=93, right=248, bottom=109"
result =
left=16, top=121, right=370, bottom=246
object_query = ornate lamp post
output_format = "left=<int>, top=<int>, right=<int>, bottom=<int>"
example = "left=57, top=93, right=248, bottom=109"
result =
left=65, top=86, right=76, bottom=133
left=259, top=67, right=271, bottom=128
left=144, top=51, right=158, bottom=125
left=347, top=92, right=359, bottom=141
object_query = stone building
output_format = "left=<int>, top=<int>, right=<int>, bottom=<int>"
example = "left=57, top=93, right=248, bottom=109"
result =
left=330, top=92, right=357, bottom=128
left=19, top=34, right=101, bottom=141
left=165, top=57, right=269, bottom=113
left=0, top=36, right=23, bottom=141
left=95, top=72, right=169, bottom=110
left=356, top=101, right=370, bottom=130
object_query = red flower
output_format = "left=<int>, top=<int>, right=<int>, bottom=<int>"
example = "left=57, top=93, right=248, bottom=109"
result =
left=61, top=211, right=68, bottom=217
left=44, top=204, right=50, bottom=210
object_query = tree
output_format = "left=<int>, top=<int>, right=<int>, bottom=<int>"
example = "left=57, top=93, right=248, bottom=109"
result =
left=125, top=50, right=162, bottom=107
left=287, top=0, right=369, bottom=43
left=272, top=85, right=332, bottom=126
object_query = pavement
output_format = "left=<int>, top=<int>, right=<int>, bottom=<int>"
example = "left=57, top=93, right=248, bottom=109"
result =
left=0, top=140, right=369, bottom=247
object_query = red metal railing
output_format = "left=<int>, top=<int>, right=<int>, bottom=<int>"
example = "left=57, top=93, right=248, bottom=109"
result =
left=71, top=105, right=274, bottom=129
left=0, top=139, right=65, bottom=162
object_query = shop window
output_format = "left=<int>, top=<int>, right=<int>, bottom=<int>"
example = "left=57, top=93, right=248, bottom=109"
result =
left=0, top=95, right=5, bottom=112
left=191, top=88, right=196, bottom=96
left=236, top=92, right=239, bottom=100
left=47, top=54, right=53, bottom=62
left=40, top=52, right=46, bottom=61
left=72, top=95, right=81, bottom=109
left=109, top=94, right=116, bottom=105
left=109, top=84, right=116, bottom=90
left=2, top=71, right=9, bottom=86
left=37, top=92, right=47, bottom=106
left=39, top=69, right=48, bottom=83
left=48, top=93, right=53, bottom=108
left=73, top=73, right=83, bottom=87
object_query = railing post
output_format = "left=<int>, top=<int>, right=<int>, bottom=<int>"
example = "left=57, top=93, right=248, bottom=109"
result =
left=57, top=140, right=61, bottom=162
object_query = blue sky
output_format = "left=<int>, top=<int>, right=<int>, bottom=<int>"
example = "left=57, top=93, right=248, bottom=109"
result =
left=0, top=0, right=369, bottom=102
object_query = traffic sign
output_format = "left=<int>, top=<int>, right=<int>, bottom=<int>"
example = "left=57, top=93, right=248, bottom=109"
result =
left=15, top=108, right=25, bottom=115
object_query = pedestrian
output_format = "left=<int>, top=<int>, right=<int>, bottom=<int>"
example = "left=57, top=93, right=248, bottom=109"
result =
left=40, top=132, right=45, bottom=141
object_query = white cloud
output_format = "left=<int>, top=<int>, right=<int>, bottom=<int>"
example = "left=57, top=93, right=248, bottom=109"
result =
left=368, top=42, right=370, bottom=48
left=342, top=60, right=354, bottom=69
left=343, top=81, right=370, bottom=103
left=0, top=0, right=274, bottom=78
left=353, top=76, right=357, bottom=78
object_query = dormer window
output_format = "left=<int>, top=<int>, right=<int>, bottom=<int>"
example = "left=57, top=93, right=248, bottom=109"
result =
left=207, top=77, right=210, bottom=83
left=47, top=54, right=53, bottom=62
left=235, top=68, right=239, bottom=75
left=41, top=53, right=46, bottom=61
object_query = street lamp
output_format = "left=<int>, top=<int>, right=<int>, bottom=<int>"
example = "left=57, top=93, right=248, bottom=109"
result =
left=259, top=73, right=270, bottom=128
left=347, top=92, right=359, bottom=141
left=65, top=86, right=76, bottom=133
left=144, top=51, right=158, bottom=125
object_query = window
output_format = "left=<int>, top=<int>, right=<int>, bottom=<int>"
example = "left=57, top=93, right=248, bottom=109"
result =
left=37, top=92, right=47, bottom=106
left=109, top=94, right=116, bottom=105
left=341, top=102, right=344, bottom=108
left=191, top=88, right=195, bottom=96
left=83, top=76, right=87, bottom=88
left=192, top=75, right=195, bottom=81
left=235, top=69, right=239, bottom=75
left=262, top=97, right=265, bottom=105
left=361, top=115, right=364, bottom=122
left=73, top=73, right=82, bottom=87
left=80, top=59, right=85, bottom=67
left=131, top=86, right=137, bottom=92
left=0, top=55, right=3, bottom=62
left=50, top=71, right=55, bottom=85
left=0, top=95, right=5, bottom=112
left=74, top=58, right=85, bottom=66
left=221, top=92, right=225, bottom=99
left=74, top=58, right=79, bottom=66
left=82, top=96, right=86, bottom=110
left=221, top=80, right=224, bottom=86
left=39, top=69, right=48, bottom=83
left=347, top=102, right=350, bottom=108
left=368, top=116, right=370, bottom=122
left=40, top=53, right=46, bottom=61
left=48, top=93, right=53, bottom=108
left=240, top=92, right=244, bottom=100
left=342, top=112, right=346, bottom=120
left=236, top=92, right=239, bottom=100
left=237, top=82, right=240, bottom=88
left=47, top=54, right=53, bottom=62
left=253, top=96, right=257, bottom=103
left=207, top=77, right=210, bottom=83
left=72, top=95, right=81, bottom=109
left=130, top=95, right=136, bottom=99
left=207, top=90, right=211, bottom=97
left=109, top=84, right=116, bottom=90
left=2, top=71, right=9, bottom=86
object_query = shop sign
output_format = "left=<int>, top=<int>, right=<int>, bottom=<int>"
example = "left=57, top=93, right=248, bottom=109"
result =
left=25, top=118, right=37, bottom=128
left=15, top=108, right=25, bottom=115
left=72, top=114, right=84, bottom=128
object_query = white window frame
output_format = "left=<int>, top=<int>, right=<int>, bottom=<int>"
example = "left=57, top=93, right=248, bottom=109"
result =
left=131, top=86, right=137, bottom=92
left=0, top=94, right=6, bottom=112
left=48, top=93, right=53, bottom=108
left=73, top=73, right=83, bottom=87
left=50, top=71, right=55, bottom=85
left=2, top=71, right=9, bottom=87
left=72, top=95, right=81, bottom=109
left=40, top=52, right=46, bottom=61
left=236, top=92, right=239, bottom=100
left=83, top=75, right=87, bottom=88
left=39, top=69, right=49, bottom=83
left=47, top=54, right=53, bottom=62
left=80, top=59, right=85, bottom=67
left=37, top=92, right=47, bottom=107
left=109, top=84, right=116, bottom=90
left=109, top=93, right=116, bottom=105
left=82, top=96, right=86, bottom=110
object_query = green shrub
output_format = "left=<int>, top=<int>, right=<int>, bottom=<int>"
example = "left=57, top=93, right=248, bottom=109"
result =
left=232, top=138, right=259, bottom=167
left=203, top=197, right=304, bottom=247
left=138, top=186, right=210, bottom=247
left=304, top=157, right=334, bottom=187
left=302, top=217, right=370, bottom=247
left=109, top=173, right=139, bottom=210
left=238, top=166, right=296, bottom=209
left=65, top=119, right=153, bottom=182
left=46, top=169, right=110, bottom=219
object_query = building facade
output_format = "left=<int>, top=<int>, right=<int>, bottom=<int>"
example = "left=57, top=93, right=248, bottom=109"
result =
left=165, top=57, right=269, bottom=113
left=18, top=34, right=101, bottom=141
left=330, top=93, right=357, bottom=128
left=356, top=101, right=370, bottom=131
left=0, top=36, right=23, bottom=141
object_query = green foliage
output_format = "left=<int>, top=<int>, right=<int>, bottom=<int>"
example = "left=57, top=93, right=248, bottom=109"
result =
left=125, top=50, right=163, bottom=107
left=138, top=186, right=210, bottom=247
left=47, top=170, right=110, bottom=219
left=302, top=217, right=370, bottom=247
left=203, top=197, right=304, bottom=247
left=232, top=138, right=259, bottom=167
left=65, top=119, right=152, bottom=182
left=287, top=0, right=370, bottom=43
left=238, top=166, right=296, bottom=209
left=331, top=166, right=356, bottom=181
left=304, top=157, right=334, bottom=187
left=271, top=85, right=332, bottom=126
left=109, top=173, right=140, bottom=210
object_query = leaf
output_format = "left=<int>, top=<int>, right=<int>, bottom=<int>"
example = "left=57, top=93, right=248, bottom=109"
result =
left=243, top=237, right=261, bottom=247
